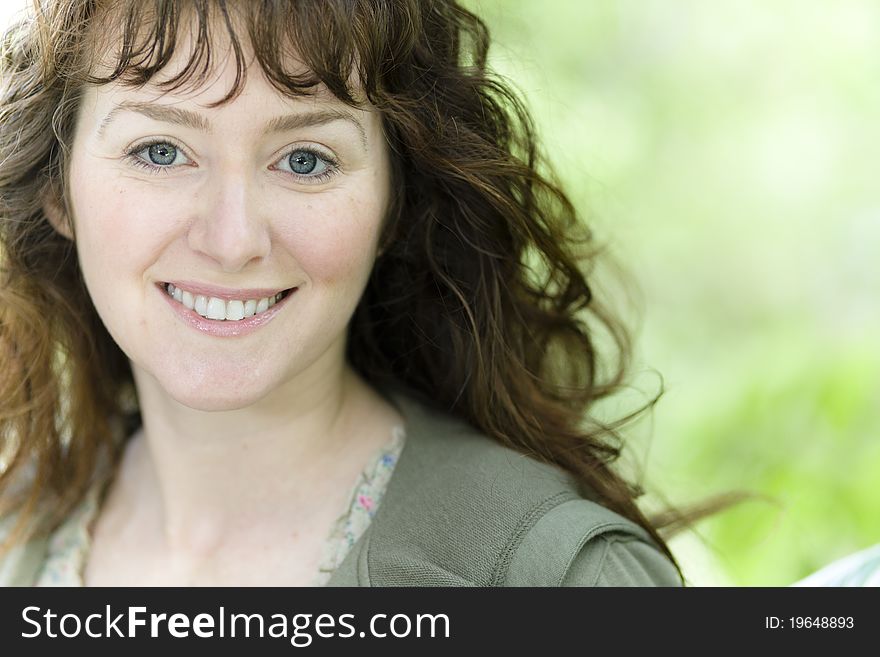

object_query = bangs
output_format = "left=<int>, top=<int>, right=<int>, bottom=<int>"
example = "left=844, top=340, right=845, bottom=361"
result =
left=79, top=0, right=406, bottom=108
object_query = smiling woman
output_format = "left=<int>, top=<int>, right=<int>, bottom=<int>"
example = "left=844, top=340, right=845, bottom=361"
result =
left=50, top=17, right=393, bottom=421
left=1, top=0, right=693, bottom=587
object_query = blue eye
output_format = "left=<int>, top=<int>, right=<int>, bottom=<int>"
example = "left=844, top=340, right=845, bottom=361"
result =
left=289, top=151, right=319, bottom=174
left=126, top=140, right=190, bottom=172
left=147, top=143, right=177, bottom=165
left=274, top=148, right=337, bottom=182
left=124, top=140, right=338, bottom=183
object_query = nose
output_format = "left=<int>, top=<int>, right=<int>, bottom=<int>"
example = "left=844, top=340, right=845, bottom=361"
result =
left=187, top=171, right=271, bottom=273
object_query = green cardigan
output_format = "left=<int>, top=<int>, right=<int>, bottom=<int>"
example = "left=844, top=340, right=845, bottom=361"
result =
left=0, top=384, right=682, bottom=587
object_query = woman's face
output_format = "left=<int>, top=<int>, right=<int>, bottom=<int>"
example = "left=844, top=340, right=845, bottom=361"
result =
left=57, top=42, right=392, bottom=410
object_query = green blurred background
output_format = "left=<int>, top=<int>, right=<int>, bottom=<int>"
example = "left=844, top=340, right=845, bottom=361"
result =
left=467, top=0, right=880, bottom=585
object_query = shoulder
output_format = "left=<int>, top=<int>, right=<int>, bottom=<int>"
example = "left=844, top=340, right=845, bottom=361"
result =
left=1, top=454, right=110, bottom=587
left=0, top=509, right=50, bottom=587
left=502, top=498, right=682, bottom=586
left=1, top=463, right=50, bottom=586
left=365, top=384, right=682, bottom=587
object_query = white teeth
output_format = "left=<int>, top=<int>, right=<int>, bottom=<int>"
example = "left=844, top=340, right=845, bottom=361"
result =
left=225, top=299, right=245, bottom=321
left=165, top=283, right=287, bottom=321
left=206, top=297, right=226, bottom=320
left=194, top=294, right=208, bottom=316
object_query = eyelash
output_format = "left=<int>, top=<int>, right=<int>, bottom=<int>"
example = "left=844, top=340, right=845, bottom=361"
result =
left=123, top=138, right=341, bottom=184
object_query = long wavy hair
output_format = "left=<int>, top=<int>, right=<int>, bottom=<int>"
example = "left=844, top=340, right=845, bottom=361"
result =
left=0, top=0, right=732, bottom=579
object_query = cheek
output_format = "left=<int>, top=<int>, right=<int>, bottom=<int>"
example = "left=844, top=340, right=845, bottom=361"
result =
left=71, top=172, right=177, bottom=274
left=282, top=190, right=384, bottom=285
left=69, top=169, right=179, bottom=323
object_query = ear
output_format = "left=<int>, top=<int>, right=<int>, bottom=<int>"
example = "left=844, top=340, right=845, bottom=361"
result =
left=42, top=190, right=74, bottom=241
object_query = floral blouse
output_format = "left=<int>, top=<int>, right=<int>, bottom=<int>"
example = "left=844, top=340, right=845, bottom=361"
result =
left=34, top=425, right=406, bottom=586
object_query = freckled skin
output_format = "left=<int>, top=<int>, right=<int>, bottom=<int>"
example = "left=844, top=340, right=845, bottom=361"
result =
left=64, top=47, right=392, bottom=412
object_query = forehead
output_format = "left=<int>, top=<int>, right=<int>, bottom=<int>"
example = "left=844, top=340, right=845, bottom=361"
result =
left=75, top=21, right=376, bottom=146
left=80, top=87, right=373, bottom=157
left=80, top=68, right=361, bottom=126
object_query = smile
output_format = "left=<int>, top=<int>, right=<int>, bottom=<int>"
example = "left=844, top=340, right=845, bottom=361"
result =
left=163, top=282, right=294, bottom=321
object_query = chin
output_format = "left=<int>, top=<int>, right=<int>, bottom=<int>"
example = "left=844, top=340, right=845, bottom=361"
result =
left=176, top=393, right=261, bottom=413
left=159, top=373, right=274, bottom=412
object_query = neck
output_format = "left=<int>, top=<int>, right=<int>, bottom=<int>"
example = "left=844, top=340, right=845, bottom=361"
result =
left=117, top=356, right=394, bottom=558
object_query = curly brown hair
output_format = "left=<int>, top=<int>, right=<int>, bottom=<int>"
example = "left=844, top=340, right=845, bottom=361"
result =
left=0, top=0, right=732, bottom=580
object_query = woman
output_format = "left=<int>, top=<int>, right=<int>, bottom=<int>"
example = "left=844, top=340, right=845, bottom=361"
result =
left=1, top=0, right=685, bottom=586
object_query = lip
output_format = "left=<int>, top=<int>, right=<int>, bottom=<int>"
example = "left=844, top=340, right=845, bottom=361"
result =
left=157, top=282, right=296, bottom=338
left=165, top=280, right=289, bottom=302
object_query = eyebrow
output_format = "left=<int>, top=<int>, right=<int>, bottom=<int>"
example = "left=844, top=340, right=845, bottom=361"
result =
left=96, top=100, right=368, bottom=149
